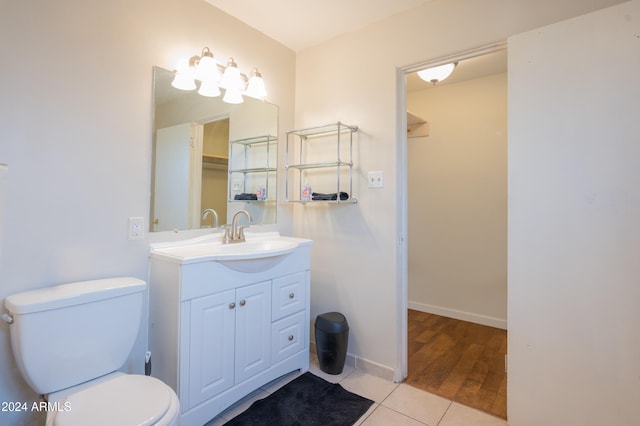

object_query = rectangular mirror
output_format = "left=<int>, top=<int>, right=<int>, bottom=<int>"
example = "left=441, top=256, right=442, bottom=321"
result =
left=151, top=66, right=278, bottom=232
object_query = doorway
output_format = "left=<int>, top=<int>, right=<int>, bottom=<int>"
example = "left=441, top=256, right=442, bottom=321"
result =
left=400, top=42, right=508, bottom=419
left=201, top=118, right=230, bottom=226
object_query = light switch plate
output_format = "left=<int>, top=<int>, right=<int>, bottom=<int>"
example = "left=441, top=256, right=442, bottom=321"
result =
left=368, top=171, right=384, bottom=188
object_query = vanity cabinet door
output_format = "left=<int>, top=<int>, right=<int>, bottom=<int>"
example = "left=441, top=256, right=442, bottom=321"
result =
left=188, top=289, right=235, bottom=409
left=235, top=281, right=272, bottom=383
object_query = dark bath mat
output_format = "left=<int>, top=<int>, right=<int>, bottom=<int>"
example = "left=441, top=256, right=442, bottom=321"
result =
left=224, top=372, right=374, bottom=425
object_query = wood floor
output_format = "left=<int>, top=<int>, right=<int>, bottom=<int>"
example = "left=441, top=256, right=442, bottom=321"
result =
left=405, top=310, right=507, bottom=419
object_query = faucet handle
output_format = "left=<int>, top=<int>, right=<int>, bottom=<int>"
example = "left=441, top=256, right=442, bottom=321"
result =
left=221, top=225, right=232, bottom=244
left=238, top=226, right=247, bottom=242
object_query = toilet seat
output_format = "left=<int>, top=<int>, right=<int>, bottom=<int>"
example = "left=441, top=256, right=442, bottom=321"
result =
left=48, top=374, right=178, bottom=426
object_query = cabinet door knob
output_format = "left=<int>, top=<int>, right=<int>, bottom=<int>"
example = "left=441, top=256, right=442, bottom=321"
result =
left=289, top=293, right=295, bottom=299
left=239, top=300, right=246, bottom=306
left=229, top=302, right=236, bottom=309
left=288, top=335, right=294, bottom=341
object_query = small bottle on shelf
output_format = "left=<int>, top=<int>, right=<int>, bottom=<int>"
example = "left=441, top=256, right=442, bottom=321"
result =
left=301, top=181, right=312, bottom=201
left=256, top=186, right=267, bottom=201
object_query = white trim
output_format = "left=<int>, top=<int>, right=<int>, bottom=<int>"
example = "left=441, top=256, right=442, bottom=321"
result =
left=408, top=301, right=507, bottom=330
left=309, top=342, right=395, bottom=382
left=353, top=355, right=395, bottom=382
left=395, top=66, right=408, bottom=384
left=197, top=112, right=230, bottom=126
left=402, top=41, right=507, bottom=74
left=189, top=123, right=204, bottom=229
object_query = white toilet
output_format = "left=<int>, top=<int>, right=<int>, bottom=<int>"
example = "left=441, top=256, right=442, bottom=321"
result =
left=4, top=277, right=179, bottom=426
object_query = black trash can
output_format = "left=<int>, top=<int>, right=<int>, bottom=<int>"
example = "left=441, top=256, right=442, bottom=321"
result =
left=315, top=312, right=349, bottom=375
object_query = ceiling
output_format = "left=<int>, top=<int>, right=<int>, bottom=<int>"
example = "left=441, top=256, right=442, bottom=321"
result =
left=205, top=0, right=433, bottom=52
left=204, top=1, right=507, bottom=91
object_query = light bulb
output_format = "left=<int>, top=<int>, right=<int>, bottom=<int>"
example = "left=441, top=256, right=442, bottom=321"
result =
left=198, top=79, right=221, bottom=97
left=194, top=49, right=221, bottom=83
left=171, top=58, right=196, bottom=91
left=223, top=88, right=244, bottom=104
left=219, top=58, right=245, bottom=91
left=245, top=69, right=267, bottom=100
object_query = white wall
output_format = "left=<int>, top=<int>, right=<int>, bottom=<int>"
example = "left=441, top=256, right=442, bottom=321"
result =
left=295, top=0, right=625, bottom=379
left=0, top=164, right=6, bottom=261
left=508, top=2, right=640, bottom=424
left=407, top=73, right=508, bottom=329
left=0, top=1, right=294, bottom=425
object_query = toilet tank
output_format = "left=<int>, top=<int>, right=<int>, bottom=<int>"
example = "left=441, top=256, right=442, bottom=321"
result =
left=4, top=277, right=146, bottom=395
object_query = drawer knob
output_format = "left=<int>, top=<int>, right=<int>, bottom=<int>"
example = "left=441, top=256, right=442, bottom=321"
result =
left=288, top=335, right=294, bottom=341
left=289, top=293, right=295, bottom=299
left=239, top=300, right=246, bottom=306
left=229, top=302, right=236, bottom=309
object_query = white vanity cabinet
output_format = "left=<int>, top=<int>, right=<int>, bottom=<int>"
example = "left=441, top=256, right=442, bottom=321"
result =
left=148, top=237, right=311, bottom=426
left=188, top=281, right=271, bottom=409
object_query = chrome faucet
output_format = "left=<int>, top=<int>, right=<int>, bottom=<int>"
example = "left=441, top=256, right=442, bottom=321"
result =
left=223, top=210, right=252, bottom=244
left=201, top=209, right=218, bottom=229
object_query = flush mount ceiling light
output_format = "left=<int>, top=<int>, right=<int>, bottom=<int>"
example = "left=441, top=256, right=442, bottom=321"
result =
left=417, top=62, right=458, bottom=85
left=171, top=47, right=267, bottom=103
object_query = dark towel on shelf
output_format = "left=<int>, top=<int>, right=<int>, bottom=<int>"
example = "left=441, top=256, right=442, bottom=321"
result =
left=234, top=193, right=258, bottom=200
left=312, top=192, right=349, bottom=201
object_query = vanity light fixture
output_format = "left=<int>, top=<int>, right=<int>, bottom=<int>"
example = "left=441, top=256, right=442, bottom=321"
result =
left=198, top=78, right=221, bottom=97
left=171, top=57, right=197, bottom=91
left=193, top=47, right=221, bottom=83
left=245, top=68, right=267, bottom=100
left=223, top=87, right=244, bottom=104
left=218, top=58, right=243, bottom=91
left=417, top=62, right=458, bottom=85
left=219, top=58, right=245, bottom=104
left=171, top=48, right=267, bottom=103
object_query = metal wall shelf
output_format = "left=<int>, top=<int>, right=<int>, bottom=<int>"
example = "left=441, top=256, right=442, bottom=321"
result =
left=228, top=135, right=277, bottom=203
left=285, top=122, right=358, bottom=204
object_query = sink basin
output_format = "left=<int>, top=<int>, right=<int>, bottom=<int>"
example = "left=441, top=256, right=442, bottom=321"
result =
left=150, top=235, right=300, bottom=270
left=213, top=239, right=298, bottom=259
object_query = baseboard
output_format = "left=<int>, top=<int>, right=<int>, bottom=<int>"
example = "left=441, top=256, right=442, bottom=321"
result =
left=408, top=301, right=507, bottom=330
left=309, top=342, right=395, bottom=382
left=351, top=355, right=395, bottom=381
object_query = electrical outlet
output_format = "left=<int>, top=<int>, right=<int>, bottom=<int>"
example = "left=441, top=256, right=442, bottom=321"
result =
left=128, top=217, right=144, bottom=240
left=368, top=171, right=384, bottom=188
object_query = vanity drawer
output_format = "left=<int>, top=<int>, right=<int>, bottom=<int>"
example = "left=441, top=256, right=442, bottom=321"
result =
left=271, top=311, right=306, bottom=364
left=271, top=272, right=306, bottom=321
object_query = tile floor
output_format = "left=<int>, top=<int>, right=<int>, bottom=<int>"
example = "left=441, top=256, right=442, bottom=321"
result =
left=205, top=353, right=508, bottom=426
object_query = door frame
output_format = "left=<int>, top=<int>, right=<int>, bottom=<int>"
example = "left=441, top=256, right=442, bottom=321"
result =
left=395, top=41, right=508, bottom=381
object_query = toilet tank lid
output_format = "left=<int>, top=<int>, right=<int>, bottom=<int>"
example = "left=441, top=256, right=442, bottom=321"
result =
left=5, top=277, right=146, bottom=315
